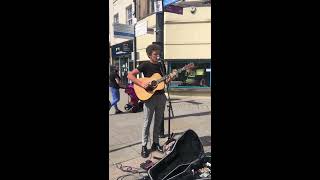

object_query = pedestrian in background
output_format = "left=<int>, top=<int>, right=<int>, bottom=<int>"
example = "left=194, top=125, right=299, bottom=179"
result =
left=109, top=65, right=125, bottom=114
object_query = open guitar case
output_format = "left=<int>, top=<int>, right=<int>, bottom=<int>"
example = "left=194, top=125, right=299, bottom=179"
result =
left=148, top=129, right=214, bottom=180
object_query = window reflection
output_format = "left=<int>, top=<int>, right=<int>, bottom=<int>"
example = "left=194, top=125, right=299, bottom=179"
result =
left=169, top=61, right=211, bottom=88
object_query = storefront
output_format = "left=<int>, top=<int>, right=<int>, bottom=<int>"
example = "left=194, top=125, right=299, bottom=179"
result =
left=111, top=40, right=134, bottom=85
left=167, top=60, right=212, bottom=95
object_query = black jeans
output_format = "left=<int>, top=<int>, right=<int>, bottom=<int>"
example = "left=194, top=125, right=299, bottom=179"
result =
left=160, top=112, right=164, bottom=135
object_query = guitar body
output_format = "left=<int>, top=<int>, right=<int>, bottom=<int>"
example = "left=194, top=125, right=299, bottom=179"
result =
left=133, top=73, right=165, bottom=101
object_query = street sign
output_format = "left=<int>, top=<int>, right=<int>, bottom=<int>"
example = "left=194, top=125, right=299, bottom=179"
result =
left=165, top=4, right=183, bottom=15
left=113, top=23, right=134, bottom=39
left=154, top=0, right=163, bottom=13
left=111, top=41, right=133, bottom=57
left=123, top=43, right=130, bottom=52
left=163, top=0, right=180, bottom=7
left=135, top=21, right=147, bottom=37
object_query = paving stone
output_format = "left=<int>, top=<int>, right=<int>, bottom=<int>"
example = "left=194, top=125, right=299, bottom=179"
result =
left=108, top=90, right=212, bottom=179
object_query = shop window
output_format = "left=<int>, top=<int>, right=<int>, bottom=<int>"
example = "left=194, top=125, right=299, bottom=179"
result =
left=169, top=61, right=211, bottom=88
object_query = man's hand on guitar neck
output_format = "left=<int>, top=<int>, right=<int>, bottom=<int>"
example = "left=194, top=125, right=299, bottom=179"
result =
left=170, top=69, right=178, bottom=79
left=166, top=69, right=178, bottom=84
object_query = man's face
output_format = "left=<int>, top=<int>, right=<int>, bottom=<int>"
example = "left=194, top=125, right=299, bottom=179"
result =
left=149, top=50, right=160, bottom=63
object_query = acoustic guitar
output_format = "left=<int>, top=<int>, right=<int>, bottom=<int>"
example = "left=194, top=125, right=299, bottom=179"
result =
left=133, top=63, right=194, bottom=101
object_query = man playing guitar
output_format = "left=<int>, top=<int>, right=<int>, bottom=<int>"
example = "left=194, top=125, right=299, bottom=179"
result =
left=127, top=44, right=177, bottom=158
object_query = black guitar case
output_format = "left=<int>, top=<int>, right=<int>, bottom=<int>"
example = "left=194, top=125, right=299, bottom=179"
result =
left=148, top=129, right=213, bottom=180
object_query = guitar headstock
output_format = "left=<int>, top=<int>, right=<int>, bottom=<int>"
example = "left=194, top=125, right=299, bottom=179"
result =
left=184, top=63, right=195, bottom=70
left=175, top=63, right=195, bottom=74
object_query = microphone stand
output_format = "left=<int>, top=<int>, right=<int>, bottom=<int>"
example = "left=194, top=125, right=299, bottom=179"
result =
left=159, top=58, right=175, bottom=144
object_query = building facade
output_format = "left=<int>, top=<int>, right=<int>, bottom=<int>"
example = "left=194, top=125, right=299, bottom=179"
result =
left=110, top=0, right=136, bottom=84
left=134, top=0, right=212, bottom=96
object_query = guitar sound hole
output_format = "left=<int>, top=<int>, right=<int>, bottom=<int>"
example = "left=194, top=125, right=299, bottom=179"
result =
left=146, top=81, right=157, bottom=92
left=150, top=80, right=157, bottom=87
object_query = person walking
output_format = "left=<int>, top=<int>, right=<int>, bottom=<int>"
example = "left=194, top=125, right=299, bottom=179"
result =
left=109, top=65, right=125, bottom=114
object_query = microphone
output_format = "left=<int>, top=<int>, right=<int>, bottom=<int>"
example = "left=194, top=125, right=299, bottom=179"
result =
left=157, top=57, right=166, bottom=74
left=157, top=57, right=164, bottom=63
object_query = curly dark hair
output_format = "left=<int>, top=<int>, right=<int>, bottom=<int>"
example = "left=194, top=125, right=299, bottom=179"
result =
left=146, top=44, right=161, bottom=56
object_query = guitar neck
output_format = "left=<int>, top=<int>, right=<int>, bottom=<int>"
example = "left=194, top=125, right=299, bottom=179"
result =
left=156, top=67, right=187, bottom=84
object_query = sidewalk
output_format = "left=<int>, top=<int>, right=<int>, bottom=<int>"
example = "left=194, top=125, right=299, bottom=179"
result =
left=109, top=89, right=212, bottom=180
